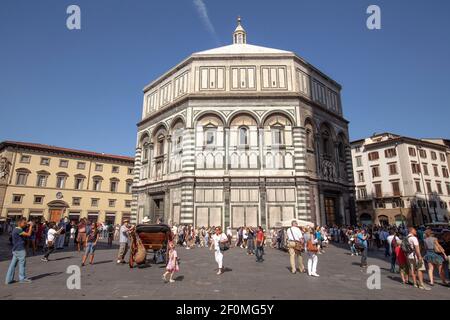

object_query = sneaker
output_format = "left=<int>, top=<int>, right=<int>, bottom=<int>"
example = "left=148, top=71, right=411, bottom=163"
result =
left=312, top=273, right=320, bottom=277
left=19, top=279, right=32, bottom=284
left=116, top=260, right=121, bottom=264
left=169, top=279, right=175, bottom=283
left=41, top=258, right=48, bottom=262
left=351, top=253, right=355, bottom=256
left=418, top=284, right=431, bottom=291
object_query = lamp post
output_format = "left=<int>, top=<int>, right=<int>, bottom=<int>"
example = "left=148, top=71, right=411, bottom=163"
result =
left=393, top=142, right=407, bottom=226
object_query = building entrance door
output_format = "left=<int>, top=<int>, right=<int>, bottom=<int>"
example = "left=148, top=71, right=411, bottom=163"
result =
left=324, top=197, right=338, bottom=226
left=150, top=193, right=165, bottom=222
left=49, top=209, right=63, bottom=223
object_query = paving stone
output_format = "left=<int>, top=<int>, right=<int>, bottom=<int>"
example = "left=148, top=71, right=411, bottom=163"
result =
left=0, top=235, right=449, bottom=299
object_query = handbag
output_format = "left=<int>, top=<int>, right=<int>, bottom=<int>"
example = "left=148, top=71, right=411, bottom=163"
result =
left=289, top=228, right=304, bottom=252
left=219, top=241, right=229, bottom=251
left=307, top=239, right=319, bottom=253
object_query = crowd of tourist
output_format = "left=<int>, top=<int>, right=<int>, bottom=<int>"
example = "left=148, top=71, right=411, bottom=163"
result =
left=3, top=215, right=449, bottom=292
left=3, top=217, right=120, bottom=284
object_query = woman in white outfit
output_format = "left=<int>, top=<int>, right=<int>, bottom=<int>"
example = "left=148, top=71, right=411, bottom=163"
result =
left=304, top=227, right=320, bottom=277
left=211, top=226, right=228, bottom=275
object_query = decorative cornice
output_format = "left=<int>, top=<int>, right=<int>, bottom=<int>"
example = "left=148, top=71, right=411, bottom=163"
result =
left=137, top=93, right=349, bottom=128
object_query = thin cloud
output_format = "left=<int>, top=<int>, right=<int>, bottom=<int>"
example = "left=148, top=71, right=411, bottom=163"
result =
left=192, top=0, right=220, bottom=45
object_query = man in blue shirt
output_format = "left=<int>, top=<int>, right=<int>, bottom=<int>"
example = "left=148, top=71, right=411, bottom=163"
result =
left=356, top=229, right=369, bottom=268
left=5, top=217, right=34, bottom=284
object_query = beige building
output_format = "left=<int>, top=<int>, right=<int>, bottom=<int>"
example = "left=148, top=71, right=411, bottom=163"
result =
left=0, top=141, right=134, bottom=225
left=132, top=18, right=356, bottom=228
left=351, top=133, right=450, bottom=226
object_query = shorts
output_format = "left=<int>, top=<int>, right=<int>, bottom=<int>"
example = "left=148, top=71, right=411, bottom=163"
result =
left=398, top=264, right=409, bottom=275
left=408, top=258, right=426, bottom=272
left=85, top=242, right=96, bottom=255
left=77, top=232, right=86, bottom=243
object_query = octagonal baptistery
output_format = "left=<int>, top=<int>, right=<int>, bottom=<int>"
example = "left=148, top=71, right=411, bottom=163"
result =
left=132, top=18, right=357, bottom=229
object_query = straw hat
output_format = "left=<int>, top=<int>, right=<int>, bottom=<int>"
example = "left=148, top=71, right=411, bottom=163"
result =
left=142, top=216, right=151, bottom=223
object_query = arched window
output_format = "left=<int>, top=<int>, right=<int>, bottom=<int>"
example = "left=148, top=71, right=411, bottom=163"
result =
left=338, top=142, right=345, bottom=161
left=171, top=119, right=185, bottom=152
left=271, top=126, right=284, bottom=145
left=239, top=126, right=248, bottom=145
left=142, top=143, right=149, bottom=162
left=204, top=124, right=217, bottom=146
left=157, top=135, right=165, bottom=156
left=175, top=135, right=182, bottom=150
left=264, top=114, right=292, bottom=147
left=305, top=124, right=315, bottom=151
left=322, top=130, right=330, bottom=156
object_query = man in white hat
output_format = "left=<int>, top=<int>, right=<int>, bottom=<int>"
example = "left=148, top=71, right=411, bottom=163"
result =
left=286, top=220, right=305, bottom=274
left=142, top=216, right=151, bottom=224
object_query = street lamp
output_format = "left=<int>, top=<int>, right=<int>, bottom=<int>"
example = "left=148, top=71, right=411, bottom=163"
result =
left=393, top=142, right=407, bottom=226
left=400, top=197, right=408, bottom=227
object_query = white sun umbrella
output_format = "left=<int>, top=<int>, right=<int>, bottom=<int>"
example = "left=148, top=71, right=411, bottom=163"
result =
left=279, top=219, right=315, bottom=228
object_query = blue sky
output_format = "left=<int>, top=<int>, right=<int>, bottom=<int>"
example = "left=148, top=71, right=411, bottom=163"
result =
left=1, top=0, right=449, bottom=156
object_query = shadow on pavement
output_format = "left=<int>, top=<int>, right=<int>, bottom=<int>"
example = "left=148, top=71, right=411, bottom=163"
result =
left=0, top=237, right=120, bottom=262
left=174, top=275, right=184, bottom=281
left=92, top=260, right=113, bottom=265
left=30, top=272, right=63, bottom=281
left=52, top=256, right=75, bottom=261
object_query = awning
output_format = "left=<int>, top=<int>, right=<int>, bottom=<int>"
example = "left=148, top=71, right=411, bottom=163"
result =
left=29, top=212, right=43, bottom=216
left=7, top=211, right=22, bottom=216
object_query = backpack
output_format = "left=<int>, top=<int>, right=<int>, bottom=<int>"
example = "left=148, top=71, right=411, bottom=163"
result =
left=391, top=237, right=398, bottom=252
left=354, top=234, right=365, bottom=251
left=400, top=235, right=414, bottom=256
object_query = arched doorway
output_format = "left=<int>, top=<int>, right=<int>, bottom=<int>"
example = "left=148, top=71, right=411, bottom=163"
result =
left=394, top=214, right=406, bottom=227
left=47, top=200, right=69, bottom=223
left=378, top=215, right=389, bottom=227
left=359, top=213, right=372, bottom=226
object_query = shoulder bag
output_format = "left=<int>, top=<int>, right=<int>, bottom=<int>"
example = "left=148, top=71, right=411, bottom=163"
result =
left=307, top=239, right=319, bottom=253
left=289, top=228, right=304, bottom=252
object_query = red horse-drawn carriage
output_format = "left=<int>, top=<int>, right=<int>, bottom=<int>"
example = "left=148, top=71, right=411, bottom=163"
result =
left=129, top=224, right=173, bottom=268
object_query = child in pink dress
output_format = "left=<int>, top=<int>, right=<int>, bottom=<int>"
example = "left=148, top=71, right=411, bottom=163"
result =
left=162, top=241, right=179, bottom=283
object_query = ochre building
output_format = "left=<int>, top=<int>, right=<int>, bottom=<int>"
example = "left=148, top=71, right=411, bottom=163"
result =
left=0, top=141, right=134, bottom=225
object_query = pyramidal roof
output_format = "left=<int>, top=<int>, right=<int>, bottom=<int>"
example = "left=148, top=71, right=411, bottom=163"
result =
left=193, top=17, right=293, bottom=56
left=193, top=43, right=293, bottom=56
